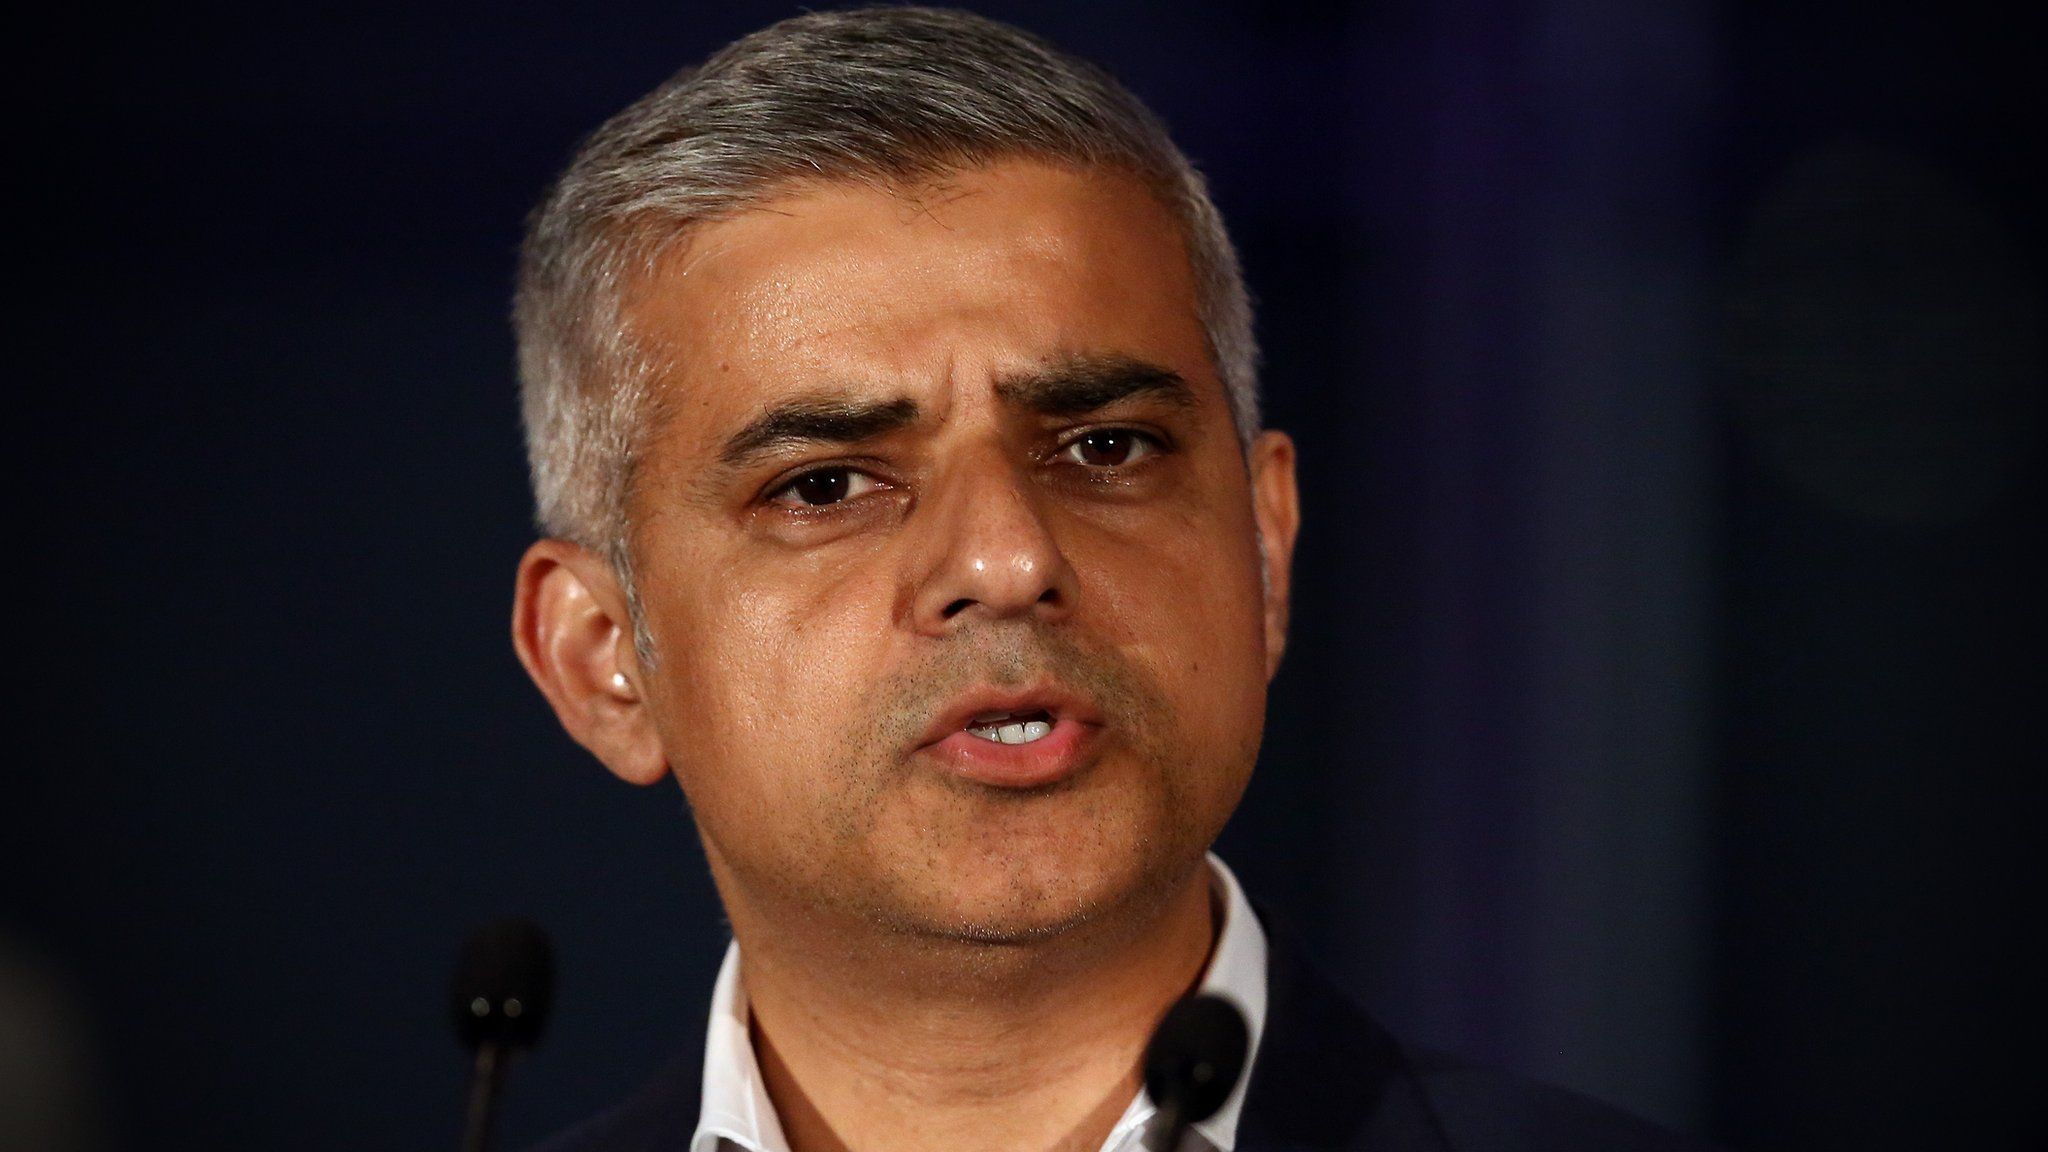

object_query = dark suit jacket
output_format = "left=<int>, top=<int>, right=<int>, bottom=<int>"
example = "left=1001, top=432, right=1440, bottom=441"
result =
left=529, top=921, right=1714, bottom=1152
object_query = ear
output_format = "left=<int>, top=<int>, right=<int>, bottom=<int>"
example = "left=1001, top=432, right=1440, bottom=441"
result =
left=510, top=539, right=669, bottom=786
left=1247, top=430, right=1301, bottom=681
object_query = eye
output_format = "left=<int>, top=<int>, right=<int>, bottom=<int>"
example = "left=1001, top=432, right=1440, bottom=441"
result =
left=767, top=466, right=885, bottom=508
left=1058, top=428, right=1160, bottom=468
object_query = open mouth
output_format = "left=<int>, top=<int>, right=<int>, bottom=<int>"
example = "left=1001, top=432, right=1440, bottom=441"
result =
left=962, top=708, right=1055, bottom=745
left=921, top=687, right=1098, bottom=788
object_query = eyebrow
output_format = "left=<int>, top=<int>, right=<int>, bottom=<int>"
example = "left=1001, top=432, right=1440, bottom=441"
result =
left=993, top=354, right=1195, bottom=416
left=718, top=395, right=921, bottom=467
left=714, top=354, right=1193, bottom=469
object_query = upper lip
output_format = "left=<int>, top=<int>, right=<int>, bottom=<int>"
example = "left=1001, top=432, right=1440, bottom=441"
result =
left=916, top=680, right=1104, bottom=748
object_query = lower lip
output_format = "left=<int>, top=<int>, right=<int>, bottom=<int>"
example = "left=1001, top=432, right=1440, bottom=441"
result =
left=921, top=716, right=1099, bottom=789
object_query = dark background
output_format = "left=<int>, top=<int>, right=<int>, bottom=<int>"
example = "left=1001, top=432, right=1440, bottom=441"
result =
left=9, top=1, right=2041, bottom=1149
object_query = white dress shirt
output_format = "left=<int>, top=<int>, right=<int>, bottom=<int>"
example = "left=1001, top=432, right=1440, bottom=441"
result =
left=689, top=853, right=1270, bottom=1152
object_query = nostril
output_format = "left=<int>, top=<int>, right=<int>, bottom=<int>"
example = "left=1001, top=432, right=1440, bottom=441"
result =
left=942, top=597, right=976, bottom=619
left=1036, top=588, right=1060, bottom=606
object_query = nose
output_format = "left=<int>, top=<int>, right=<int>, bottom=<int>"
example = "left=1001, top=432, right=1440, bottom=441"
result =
left=909, top=454, right=1077, bottom=634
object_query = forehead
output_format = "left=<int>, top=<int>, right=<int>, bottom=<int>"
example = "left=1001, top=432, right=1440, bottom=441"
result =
left=622, top=160, right=1216, bottom=450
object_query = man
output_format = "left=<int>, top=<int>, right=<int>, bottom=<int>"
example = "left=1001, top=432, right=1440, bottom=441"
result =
left=509, top=8, right=1705, bottom=1151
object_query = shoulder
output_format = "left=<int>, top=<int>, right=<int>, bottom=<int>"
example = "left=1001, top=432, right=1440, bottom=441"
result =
left=1397, top=1047, right=1720, bottom=1152
left=522, top=1052, right=701, bottom=1152
left=1245, top=909, right=1717, bottom=1152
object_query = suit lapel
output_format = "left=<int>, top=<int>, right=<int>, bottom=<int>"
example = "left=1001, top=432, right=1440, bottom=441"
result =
left=1233, top=915, right=1453, bottom=1152
left=545, top=996, right=707, bottom=1152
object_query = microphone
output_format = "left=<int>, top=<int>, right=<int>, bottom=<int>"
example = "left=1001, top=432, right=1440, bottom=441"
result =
left=1141, top=993, right=1249, bottom=1152
left=450, top=918, right=556, bottom=1152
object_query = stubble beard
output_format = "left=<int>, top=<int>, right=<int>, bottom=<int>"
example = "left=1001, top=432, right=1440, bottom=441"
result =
left=713, top=618, right=1234, bottom=955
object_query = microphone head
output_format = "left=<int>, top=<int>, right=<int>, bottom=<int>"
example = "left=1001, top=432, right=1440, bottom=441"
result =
left=450, top=917, right=555, bottom=1052
left=1143, top=993, right=1249, bottom=1126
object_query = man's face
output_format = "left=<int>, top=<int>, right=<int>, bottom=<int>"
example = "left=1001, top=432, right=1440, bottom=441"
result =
left=615, top=160, right=1296, bottom=943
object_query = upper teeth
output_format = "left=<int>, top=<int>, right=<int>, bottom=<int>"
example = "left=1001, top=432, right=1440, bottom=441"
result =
left=968, top=718, right=1053, bottom=745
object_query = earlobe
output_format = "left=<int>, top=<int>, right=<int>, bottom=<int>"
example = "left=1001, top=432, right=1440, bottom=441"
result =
left=1248, top=430, right=1300, bottom=681
left=510, top=540, right=670, bottom=786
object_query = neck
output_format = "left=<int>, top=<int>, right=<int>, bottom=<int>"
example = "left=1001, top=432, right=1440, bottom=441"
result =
left=715, top=855, right=1218, bottom=1152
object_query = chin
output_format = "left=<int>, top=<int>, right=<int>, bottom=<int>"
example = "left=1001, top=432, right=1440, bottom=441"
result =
left=865, top=831, right=1203, bottom=948
left=850, top=758, right=1229, bottom=946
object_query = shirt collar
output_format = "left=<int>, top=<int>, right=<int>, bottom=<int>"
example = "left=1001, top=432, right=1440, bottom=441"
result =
left=688, top=942, right=790, bottom=1152
left=689, top=852, right=1268, bottom=1152
left=1100, top=853, right=1268, bottom=1152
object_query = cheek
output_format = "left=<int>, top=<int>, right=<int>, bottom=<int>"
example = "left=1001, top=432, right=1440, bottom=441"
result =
left=1077, top=505, right=1270, bottom=744
left=643, top=544, right=900, bottom=806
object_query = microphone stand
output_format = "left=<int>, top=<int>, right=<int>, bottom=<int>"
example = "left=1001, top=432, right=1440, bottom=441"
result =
left=449, top=919, right=554, bottom=1152
left=1143, top=1099, right=1189, bottom=1152
left=460, top=1041, right=507, bottom=1152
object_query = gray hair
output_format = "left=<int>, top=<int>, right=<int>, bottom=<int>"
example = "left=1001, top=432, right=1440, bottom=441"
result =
left=514, top=5, right=1260, bottom=571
